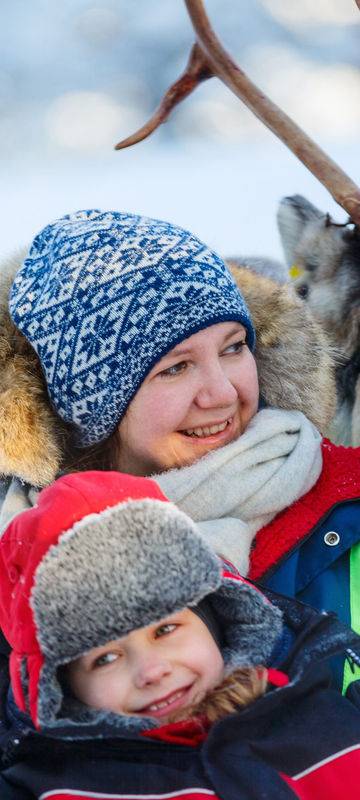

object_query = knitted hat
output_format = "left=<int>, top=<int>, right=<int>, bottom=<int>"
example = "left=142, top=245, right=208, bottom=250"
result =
left=0, top=471, right=281, bottom=731
left=9, top=210, right=255, bottom=446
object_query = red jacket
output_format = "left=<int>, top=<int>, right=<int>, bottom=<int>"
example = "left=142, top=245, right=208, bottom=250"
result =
left=249, top=438, right=360, bottom=581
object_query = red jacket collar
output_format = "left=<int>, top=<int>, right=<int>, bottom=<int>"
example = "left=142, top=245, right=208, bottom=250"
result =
left=141, top=715, right=210, bottom=746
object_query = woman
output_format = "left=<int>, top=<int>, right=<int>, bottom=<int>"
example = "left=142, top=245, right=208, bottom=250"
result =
left=1, top=208, right=360, bottom=694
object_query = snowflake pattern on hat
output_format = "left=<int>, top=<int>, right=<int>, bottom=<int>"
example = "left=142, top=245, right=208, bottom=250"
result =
left=9, top=209, right=255, bottom=445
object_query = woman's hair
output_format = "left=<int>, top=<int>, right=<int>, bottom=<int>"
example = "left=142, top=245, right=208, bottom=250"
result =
left=59, top=419, right=122, bottom=474
left=169, top=666, right=268, bottom=725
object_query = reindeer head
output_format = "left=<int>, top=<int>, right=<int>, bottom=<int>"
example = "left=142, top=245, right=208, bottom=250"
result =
left=277, top=195, right=360, bottom=352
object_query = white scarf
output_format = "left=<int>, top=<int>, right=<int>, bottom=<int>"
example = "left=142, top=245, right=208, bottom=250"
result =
left=155, top=408, right=322, bottom=576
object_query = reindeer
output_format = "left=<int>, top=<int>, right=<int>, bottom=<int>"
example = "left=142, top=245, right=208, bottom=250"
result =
left=277, top=194, right=360, bottom=446
left=114, top=0, right=360, bottom=446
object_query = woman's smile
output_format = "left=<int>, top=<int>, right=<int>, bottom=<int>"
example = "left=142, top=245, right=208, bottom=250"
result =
left=179, top=417, right=233, bottom=438
left=176, top=416, right=239, bottom=455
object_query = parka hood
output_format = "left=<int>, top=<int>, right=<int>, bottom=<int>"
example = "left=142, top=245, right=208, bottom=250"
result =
left=0, top=471, right=282, bottom=732
left=0, top=250, right=336, bottom=487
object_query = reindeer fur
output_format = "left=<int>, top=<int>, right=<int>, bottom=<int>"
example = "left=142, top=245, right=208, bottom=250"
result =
left=0, top=249, right=336, bottom=488
left=278, top=194, right=360, bottom=446
left=227, top=263, right=336, bottom=434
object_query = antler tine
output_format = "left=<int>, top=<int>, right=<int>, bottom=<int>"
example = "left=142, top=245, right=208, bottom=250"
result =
left=183, top=0, right=360, bottom=225
left=115, top=43, right=213, bottom=150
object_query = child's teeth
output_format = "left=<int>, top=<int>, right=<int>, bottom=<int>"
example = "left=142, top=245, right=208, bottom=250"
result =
left=148, top=689, right=184, bottom=711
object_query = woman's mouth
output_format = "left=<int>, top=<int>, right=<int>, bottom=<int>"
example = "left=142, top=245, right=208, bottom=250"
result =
left=137, top=684, right=193, bottom=718
left=180, top=418, right=233, bottom=439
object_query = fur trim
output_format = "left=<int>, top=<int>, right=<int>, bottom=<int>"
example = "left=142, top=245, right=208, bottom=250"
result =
left=0, top=249, right=63, bottom=486
left=0, top=251, right=337, bottom=486
left=227, top=263, right=337, bottom=433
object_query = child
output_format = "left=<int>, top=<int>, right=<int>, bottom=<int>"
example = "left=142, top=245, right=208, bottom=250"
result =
left=0, top=471, right=360, bottom=800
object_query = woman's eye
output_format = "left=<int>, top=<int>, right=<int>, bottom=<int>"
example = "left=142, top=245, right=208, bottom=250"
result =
left=223, top=340, right=246, bottom=355
left=160, top=361, right=187, bottom=377
left=154, top=623, right=177, bottom=638
left=95, top=652, right=119, bottom=667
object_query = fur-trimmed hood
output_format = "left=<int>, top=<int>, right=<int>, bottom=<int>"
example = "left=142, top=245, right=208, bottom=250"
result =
left=0, top=250, right=336, bottom=488
left=0, top=470, right=282, bottom=731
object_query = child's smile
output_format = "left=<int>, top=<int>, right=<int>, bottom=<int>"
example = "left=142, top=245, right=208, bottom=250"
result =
left=137, top=683, right=195, bottom=719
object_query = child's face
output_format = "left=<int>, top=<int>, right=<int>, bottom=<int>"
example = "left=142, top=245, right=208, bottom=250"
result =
left=66, top=608, right=224, bottom=723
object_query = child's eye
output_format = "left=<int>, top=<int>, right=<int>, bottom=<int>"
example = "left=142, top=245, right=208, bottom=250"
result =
left=223, top=340, right=246, bottom=355
left=154, top=623, right=177, bottom=638
left=95, top=652, right=119, bottom=667
left=159, top=361, right=187, bottom=377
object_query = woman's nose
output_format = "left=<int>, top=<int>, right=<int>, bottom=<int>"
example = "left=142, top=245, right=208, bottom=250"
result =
left=133, top=655, right=172, bottom=688
left=195, top=362, right=238, bottom=408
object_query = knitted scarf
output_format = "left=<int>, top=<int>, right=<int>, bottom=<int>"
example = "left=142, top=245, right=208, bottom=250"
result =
left=155, top=409, right=322, bottom=576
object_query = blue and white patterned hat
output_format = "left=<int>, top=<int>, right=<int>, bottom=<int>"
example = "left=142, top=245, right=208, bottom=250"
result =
left=9, top=209, right=255, bottom=446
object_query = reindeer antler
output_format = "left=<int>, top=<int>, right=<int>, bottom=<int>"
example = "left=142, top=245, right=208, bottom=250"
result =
left=115, top=0, right=360, bottom=226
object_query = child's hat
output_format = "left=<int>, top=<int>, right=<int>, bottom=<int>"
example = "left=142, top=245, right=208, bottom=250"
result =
left=9, top=209, right=255, bottom=446
left=0, top=471, right=281, bottom=730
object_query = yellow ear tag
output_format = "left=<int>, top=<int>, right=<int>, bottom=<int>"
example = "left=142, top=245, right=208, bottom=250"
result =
left=289, top=264, right=304, bottom=279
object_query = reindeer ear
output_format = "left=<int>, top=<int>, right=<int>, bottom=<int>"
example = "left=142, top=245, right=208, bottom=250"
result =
left=228, top=263, right=337, bottom=433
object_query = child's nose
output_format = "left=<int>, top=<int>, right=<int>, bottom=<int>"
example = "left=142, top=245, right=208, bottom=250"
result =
left=195, top=362, right=238, bottom=408
left=134, top=655, right=172, bottom=688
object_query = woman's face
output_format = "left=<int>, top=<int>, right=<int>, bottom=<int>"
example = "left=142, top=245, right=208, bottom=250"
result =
left=117, top=321, right=259, bottom=475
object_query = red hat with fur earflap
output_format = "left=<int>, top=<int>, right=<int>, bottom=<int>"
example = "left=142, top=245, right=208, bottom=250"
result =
left=0, top=471, right=282, bottom=731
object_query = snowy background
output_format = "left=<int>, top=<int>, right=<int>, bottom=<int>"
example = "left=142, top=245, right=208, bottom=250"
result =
left=1, top=0, right=360, bottom=264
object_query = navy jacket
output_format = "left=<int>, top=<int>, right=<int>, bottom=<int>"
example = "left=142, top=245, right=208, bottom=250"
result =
left=264, top=499, right=360, bottom=690
left=248, top=440, right=360, bottom=691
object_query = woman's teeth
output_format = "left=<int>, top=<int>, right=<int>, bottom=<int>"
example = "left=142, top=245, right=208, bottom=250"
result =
left=147, top=689, right=185, bottom=712
left=182, top=419, right=231, bottom=438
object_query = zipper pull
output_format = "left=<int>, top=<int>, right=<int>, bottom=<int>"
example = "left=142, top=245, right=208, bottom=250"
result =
left=345, top=647, right=360, bottom=673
